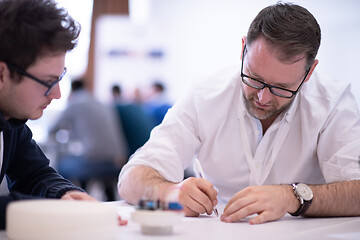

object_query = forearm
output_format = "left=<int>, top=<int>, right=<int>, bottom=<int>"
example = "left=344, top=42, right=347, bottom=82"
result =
left=8, top=165, right=84, bottom=198
left=118, top=166, right=176, bottom=205
left=304, top=180, right=360, bottom=217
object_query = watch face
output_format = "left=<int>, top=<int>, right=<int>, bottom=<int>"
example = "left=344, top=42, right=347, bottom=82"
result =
left=296, top=183, right=313, bottom=201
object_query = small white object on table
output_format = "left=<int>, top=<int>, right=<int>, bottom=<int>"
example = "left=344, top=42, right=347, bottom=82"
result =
left=6, top=199, right=118, bottom=240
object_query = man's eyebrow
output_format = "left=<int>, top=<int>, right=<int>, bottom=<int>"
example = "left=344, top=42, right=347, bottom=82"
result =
left=247, top=67, right=293, bottom=89
left=40, top=73, right=61, bottom=80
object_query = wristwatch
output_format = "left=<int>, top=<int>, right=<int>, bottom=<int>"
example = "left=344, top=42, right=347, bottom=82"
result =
left=290, top=183, right=313, bottom=216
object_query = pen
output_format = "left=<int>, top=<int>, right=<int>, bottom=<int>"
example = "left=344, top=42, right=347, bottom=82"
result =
left=194, top=159, right=219, bottom=217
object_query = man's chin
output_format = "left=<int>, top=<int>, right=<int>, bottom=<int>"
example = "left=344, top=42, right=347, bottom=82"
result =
left=249, top=109, right=274, bottom=120
left=29, top=116, right=43, bottom=120
left=247, top=102, right=275, bottom=119
left=28, top=111, right=44, bottom=120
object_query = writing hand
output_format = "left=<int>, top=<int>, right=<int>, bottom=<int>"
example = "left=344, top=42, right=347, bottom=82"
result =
left=173, top=177, right=218, bottom=217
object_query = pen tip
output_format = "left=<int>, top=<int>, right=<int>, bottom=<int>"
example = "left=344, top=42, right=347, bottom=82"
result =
left=214, top=208, right=219, bottom=217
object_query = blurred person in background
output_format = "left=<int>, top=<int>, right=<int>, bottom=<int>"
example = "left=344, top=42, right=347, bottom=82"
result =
left=111, top=84, right=124, bottom=104
left=143, top=81, right=172, bottom=126
left=50, top=79, right=128, bottom=201
left=0, top=0, right=96, bottom=229
left=134, top=81, right=172, bottom=126
left=111, top=84, right=154, bottom=158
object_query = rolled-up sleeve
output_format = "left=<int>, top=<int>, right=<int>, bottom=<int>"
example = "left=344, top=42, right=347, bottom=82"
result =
left=118, top=88, right=201, bottom=184
left=317, top=84, right=360, bottom=182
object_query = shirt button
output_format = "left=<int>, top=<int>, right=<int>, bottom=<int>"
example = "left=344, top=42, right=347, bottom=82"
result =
left=255, top=130, right=260, bottom=135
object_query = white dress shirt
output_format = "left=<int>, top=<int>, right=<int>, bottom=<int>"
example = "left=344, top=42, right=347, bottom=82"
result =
left=118, top=67, right=360, bottom=202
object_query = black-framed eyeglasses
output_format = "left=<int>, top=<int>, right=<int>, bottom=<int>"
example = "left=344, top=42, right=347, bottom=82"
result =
left=6, top=62, right=67, bottom=96
left=241, top=46, right=310, bottom=99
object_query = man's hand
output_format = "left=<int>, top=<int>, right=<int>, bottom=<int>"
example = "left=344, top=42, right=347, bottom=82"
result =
left=61, top=190, right=97, bottom=201
left=221, top=185, right=298, bottom=224
left=118, top=216, right=128, bottom=226
left=172, top=177, right=218, bottom=217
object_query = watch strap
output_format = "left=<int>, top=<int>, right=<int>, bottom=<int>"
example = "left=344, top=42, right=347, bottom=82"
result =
left=290, top=183, right=313, bottom=216
left=290, top=198, right=312, bottom=216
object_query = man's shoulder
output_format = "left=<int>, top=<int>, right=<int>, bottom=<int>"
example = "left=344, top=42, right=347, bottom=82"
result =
left=299, top=71, right=358, bottom=121
left=188, top=66, right=241, bottom=105
left=184, top=66, right=242, bottom=115
left=193, top=65, right=240, bottom=90
left=302, top=71, right=351, bottom=107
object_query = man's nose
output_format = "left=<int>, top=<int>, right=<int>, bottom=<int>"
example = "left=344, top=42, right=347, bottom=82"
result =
left=47, top=84, right=61, bottom=100
left=257, top=87, right=272, bottom=104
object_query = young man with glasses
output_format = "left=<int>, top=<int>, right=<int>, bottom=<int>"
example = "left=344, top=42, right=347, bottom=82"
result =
left=0, top=0, right=96, bottom=229
left=118, top=3, right=360, bottom=224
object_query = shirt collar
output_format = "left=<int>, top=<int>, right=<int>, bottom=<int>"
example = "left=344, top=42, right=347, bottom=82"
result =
left=0, top=112, right=27, bottom=131
left=279, top=93, right=300, bottom=124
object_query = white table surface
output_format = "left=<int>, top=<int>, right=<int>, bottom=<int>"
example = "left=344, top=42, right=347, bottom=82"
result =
left=1, top=201, right=360, bottom=240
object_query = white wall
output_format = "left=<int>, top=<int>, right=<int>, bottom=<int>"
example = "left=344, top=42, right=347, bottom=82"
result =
left=152, top=0, right=360, bottom=102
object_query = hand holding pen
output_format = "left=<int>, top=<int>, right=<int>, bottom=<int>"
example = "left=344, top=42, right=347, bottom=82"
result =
left=194, top=159, right=219, bottom=217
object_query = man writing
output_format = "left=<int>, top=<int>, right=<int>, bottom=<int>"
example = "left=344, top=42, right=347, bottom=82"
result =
left=118, top=2, right=360, bottom=224
left=0, top=0, right=97, bottom=229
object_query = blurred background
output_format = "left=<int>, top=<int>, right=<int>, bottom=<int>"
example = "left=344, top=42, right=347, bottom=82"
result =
left=23, top=0, right=360, bottom=199
left=29, top=0, right=360, bottom=143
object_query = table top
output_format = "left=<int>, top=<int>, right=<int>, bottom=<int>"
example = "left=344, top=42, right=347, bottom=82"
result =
left=113, top=201, right=360, bottom=240
left=1, top=201, right=360, bottom=240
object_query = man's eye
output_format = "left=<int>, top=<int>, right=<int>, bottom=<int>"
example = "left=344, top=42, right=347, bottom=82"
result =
left=46, top=79, right=56, bottom=85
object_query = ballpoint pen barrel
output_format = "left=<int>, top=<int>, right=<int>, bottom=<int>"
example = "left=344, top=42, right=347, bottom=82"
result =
left=194, top=159, right=219, bottom=217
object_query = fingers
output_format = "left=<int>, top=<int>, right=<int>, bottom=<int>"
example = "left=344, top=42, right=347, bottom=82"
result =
left=224, top=205, right=275, bottom=224
left=223, top=190, right=249, bottom=213
left=178, top=177, right=218, bottom=216
left=181, top=190, right=211, bottom=215
left=194, top=179, right=218, bottom=205
left=221, top=196, right=259, bottom=223
left=221, top=186, right=288, bottom=224
left=61, top=191, right=97, bottom=201
left=249, top=211, right=272, bottom=225
left=118, top=216, right=128, bottom=226
left=183, top=205, right=200, bottom=217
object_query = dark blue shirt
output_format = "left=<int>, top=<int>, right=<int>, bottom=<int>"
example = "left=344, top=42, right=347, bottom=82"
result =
left=0, top=113, right=83, bottom=229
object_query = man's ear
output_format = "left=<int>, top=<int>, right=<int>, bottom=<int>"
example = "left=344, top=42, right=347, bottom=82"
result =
left=0, top=62, right=8, bottom=89
left=241, top=36, right=246, bottom=59
left=304, top=59, right=319, bottom=83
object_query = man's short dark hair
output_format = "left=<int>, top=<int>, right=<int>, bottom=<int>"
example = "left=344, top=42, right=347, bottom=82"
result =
left=71, top=79, right=85, bottom=92
left=0, top=0, right=80, bottom=80
left=112, top=85, right=122, bottom=95
left=153, top=81, right=165, bottom=93
left=247, top=2, right=321, bottom=69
